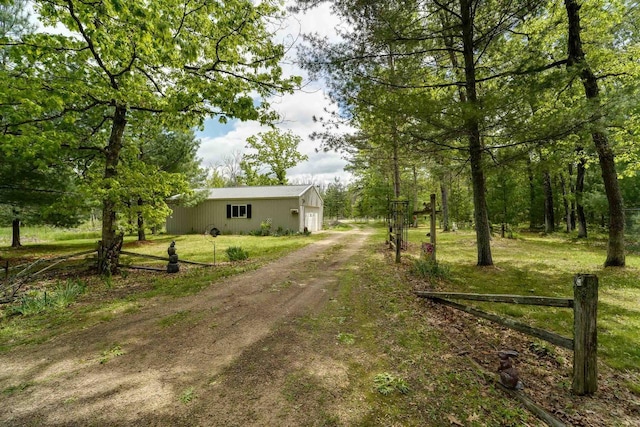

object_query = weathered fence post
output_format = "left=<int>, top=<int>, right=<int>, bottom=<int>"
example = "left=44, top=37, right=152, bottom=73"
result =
left=573, top=274, right=598, bottom=395
left=395, top=210, right=402, bottom=263
left=430, top=193, right=437, bottom=263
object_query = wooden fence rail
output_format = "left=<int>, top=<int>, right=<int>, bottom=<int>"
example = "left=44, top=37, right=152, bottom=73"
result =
left=416, top=274, right=598, bottom=395
left=120, top=250, right=215, bottom=267
left=1, top=250, right=97, bottom=303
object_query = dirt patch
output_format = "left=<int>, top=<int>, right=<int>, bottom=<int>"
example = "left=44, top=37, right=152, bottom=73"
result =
left=0, top=229, right=372, bottom=426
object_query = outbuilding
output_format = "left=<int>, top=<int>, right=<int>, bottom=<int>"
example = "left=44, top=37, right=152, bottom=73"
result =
left=166, top=184, right=323, bottom=235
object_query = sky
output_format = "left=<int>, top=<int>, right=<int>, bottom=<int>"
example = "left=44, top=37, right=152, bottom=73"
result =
left=196, top=2, right=354, bottom=186
left=29, top=0, right=351, bottom=186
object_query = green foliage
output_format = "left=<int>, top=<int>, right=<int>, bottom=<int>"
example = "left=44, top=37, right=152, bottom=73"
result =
left=226, top=246, right=249, bottom=262
left=99, top=344, right=125, bottom=364
left=373, top=372, right=410, bottom=396
left=336, top=332, right=355, bottom=345
left=179, top=387, right=196, bottom=404
left=2, top=381, right=33, bottom=396
left=242, top=130, right=308, bottom=185
left=322, top=178, right=352, bottom=220
left=8, top=279, right=86, bottom=316
left=301, top=0, right=640, bottom=266
left=260, top=219, right=272, bottom=236
left=410, top=259, right=450, bottom=280
left=3, top=0, right=301, bottom=265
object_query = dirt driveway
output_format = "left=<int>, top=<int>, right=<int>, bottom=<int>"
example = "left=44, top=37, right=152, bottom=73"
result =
left=0, top=229, right=372, bottom=426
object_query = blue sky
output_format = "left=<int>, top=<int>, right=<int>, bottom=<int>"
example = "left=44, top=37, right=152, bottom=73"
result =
left=30, top=0, right=353, bottom=185
left=194, top=2, right=354, bottom=186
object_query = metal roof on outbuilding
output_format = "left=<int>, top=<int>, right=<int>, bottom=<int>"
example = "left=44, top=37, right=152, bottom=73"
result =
left=205, top=185, right=317, bottom=200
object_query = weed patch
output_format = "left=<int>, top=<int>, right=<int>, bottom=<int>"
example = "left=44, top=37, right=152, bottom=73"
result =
left=158, top=310, right=192, bottom=327
left=410, top=258, right=450, bottom=280
left=179, top=387, right=196, bottom=404
left=2, top=381, right=33, bottom=396
left=226, top=246, right=249, bottom=262
left=336, top=332, right=355, bottom=345
left=99, top=344, right=124, bottom=364
left=373, top=372, right=410, bottom=395
left=7, top=279, right=86, bottom=316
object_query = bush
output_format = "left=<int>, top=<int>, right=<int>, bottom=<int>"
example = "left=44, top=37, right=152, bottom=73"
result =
left=410, top=258, right=450, bottom=280
left=260, top=219, right=272, bottom=236
left=8, top=279, right=86, bottom=316
left=226, top=246, right=249, bottom=262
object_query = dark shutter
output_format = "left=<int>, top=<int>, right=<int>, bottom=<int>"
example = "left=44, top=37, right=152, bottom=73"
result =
left=247, top=204, right=252, bottom=219
left=226, top=204, right=231, bottom=218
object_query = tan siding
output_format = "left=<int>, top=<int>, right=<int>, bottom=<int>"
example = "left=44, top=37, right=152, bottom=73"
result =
left=167, top=185, right=324, bottom=235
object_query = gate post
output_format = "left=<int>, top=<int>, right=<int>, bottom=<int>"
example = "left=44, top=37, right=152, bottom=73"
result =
left=430, top=193, right=437, bottom=263
left=573, top=274, right=598, bottom=395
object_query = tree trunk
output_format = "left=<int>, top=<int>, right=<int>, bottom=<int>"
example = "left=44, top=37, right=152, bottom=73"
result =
left=461, top=0, right=492, bottom=266
left=98, top=105, right=127, bottom=275
left=575, top=152, right=588, bottom=238
left=569, top=163, right=577, bottom=230
left=389, top=57, right=401, bottom=201
left=137, top=198, right=146, bottom=241
left=439, top=11, right=460, bottom=235
left=11, top=217, right=21, bottom=248
left=527, top=156, right=537, bottom=230
left=543, top=170, right=555, bottom=233
left=441, top=180, right=450, bottom=232
left=560, top=174, right=571, bottom=233
left=565, top=0, right=625, bottom=266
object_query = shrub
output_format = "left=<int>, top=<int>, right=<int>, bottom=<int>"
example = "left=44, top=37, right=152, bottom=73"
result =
left=260, top=219, right=272, bottom=236
left=8, top=279, right=86, bottom=316
left=410, top=258, right=450, bottom=280
left=226, top=246, right=249, bottom=262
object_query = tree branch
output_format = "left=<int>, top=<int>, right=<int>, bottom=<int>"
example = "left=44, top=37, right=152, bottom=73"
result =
left=64, top=0, right=118, bottom=89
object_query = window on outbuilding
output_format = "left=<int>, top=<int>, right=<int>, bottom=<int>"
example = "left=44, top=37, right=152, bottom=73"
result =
left=227, top=204, right=252, bottom=219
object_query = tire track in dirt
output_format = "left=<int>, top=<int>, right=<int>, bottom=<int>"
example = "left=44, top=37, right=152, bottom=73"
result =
left=0, top=228, right=373, bottom=426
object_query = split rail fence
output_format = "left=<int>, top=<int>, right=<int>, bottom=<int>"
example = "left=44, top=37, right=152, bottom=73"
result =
left=416, top=274, right=598, bottom=395
left=1, top=248, right=215, bottom=302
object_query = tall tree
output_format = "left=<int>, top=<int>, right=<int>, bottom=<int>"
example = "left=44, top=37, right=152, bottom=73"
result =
left=565, top=0, right=625, bottom=266
left=243, top=129, right=308, bottom=185
left=5, top=0, right=299, bottom=273
left=126, top=125, right=206, bottom=240
left=0, top=0, right=89, bottom=246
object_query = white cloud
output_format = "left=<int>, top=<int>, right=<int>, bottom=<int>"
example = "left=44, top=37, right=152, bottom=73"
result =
left=197, top=87, right=353, bottom=185
left=197, top=2, right=355, bottom=186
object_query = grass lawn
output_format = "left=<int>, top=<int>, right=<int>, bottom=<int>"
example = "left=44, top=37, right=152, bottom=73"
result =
left=0, top=225, right=325, bottom=264
left=0, top=223, right=638, bottom=424
left=0, top=226, right=327, bottom=351
left=406, top=225, right=640, bottom=374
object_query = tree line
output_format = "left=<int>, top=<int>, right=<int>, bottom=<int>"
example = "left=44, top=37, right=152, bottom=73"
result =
left=295, top=0, right=640, bottom=267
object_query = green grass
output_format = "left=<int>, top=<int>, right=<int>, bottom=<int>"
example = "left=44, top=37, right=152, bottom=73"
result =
left=0, top=228, right=327, bottom=353
left=0, top=225, right=324, bottom=264
left=179, top=386, right=196, bottom=404
left=290, top=233, right=532, bottom=425
left=407, top=226, right=640, bottom=372
left=373, top=372, right=410, bottom=395
left=7, top=279, right=86, bottom=316
left=99, top=343, right=125, bottom=364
